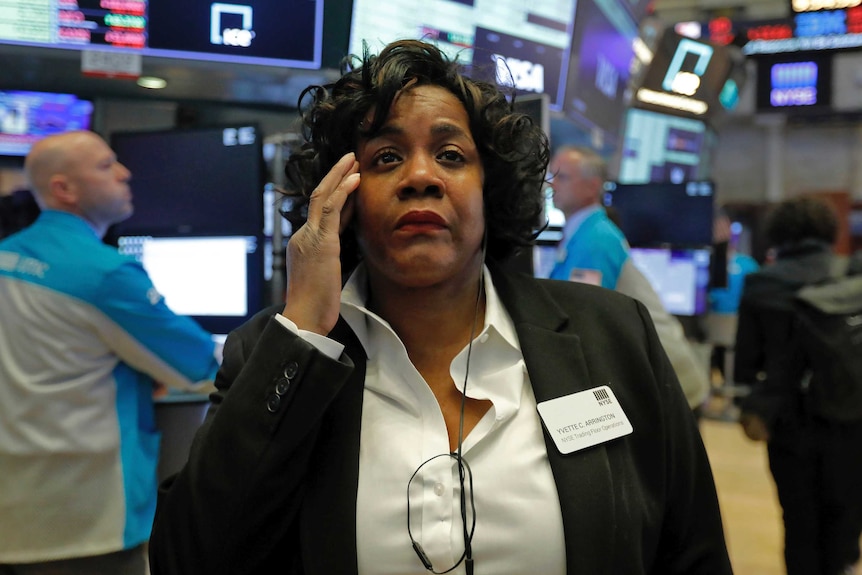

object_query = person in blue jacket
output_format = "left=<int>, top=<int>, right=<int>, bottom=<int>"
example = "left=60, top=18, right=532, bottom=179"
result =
left=545, top=145, right=710, bottom=411
left=547, top=145, right=627, bottom=289
left=0, top=130, right=220, bottom=575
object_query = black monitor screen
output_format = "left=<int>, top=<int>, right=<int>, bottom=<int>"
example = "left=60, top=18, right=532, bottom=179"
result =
left=110, top=125, right=264, bottom=236
left=147, top=0, right=321, bottom=67
left=603, top=180, right=714, bottom=247
left=630, top=246, right=711, bottom=316
left=117, top=235, right=263, bottom=335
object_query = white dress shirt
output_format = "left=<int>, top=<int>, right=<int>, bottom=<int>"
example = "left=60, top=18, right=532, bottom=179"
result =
left=277, top=265, right=566, bottom=574
left=351, top=265, right=566, bottom=574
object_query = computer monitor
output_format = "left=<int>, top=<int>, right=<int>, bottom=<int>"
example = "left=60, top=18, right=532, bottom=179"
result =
left=603, top=180, right=715, bottom=247
left=629, top=246, right=711, bottom=316
left=348, top=0, right=576, bottom=110
left=109, top=125, right=264, bottom=237
left=0, top=90, right=93, bottom=157
left=117, top=235, right=264, bottom=335
left=616, top=107, right=711, bottom=185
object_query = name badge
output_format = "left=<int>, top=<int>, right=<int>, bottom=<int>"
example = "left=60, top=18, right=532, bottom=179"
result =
left=537, top=386, right=633, bottom=454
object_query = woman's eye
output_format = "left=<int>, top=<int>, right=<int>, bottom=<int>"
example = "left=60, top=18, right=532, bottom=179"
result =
left=439, top=149, right=464, bottom=162
left=374, top=150, right=400, bottom=165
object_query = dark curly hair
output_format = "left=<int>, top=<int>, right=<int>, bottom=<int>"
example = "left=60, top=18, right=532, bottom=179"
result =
left=764, top=195, right=838, bottom=249
left=284, top=39, right=549, bottom=273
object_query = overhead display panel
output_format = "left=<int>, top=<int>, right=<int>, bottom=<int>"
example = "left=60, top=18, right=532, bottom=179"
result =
left=348, top=0, right=577, bottom=110
left=563, top=0, right=638, bottom=142
left=0, top=0, right=323, bottom=69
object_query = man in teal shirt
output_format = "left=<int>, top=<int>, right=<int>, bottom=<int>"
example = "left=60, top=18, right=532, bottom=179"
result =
left=547, top=146, right=628, bottom=288
left=546, top=145, right=709, bottom=411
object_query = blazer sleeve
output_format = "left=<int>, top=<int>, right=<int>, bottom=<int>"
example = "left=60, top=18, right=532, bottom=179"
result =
left=148, top=310, right=355, bottom=575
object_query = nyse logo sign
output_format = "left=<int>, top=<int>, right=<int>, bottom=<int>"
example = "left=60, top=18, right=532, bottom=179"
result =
left=770, top=61, right=818, bottom=106
left=493, top=54, right=545, bottom=93
left=211, top=3, right=255, bottom=48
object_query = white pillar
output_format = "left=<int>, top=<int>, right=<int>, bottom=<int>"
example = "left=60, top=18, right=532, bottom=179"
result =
left=756, top=114, right=786, bottom=202
left=852, top=124, right=862, bottom=202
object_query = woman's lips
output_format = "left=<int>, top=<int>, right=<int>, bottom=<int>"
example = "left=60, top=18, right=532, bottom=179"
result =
left=395, top=211, right=447, bottom=232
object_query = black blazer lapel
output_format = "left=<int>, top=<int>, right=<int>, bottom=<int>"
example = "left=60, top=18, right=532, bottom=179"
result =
left=300, top=318, right=366, bottom=575
left=492, top=266, right=615, bottom=575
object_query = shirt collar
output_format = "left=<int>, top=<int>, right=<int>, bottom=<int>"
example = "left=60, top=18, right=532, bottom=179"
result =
left=340, top=264, right=525, bottom=418
left=561, top=204, right=602, bottom=244
left=340, top=264, right=520, bottom=354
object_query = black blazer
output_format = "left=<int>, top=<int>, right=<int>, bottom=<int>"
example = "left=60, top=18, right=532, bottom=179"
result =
left=150, top=265, right=732, bottom=575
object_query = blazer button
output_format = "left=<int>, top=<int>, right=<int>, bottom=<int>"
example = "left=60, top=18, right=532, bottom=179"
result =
left=275, top=377, right=290, bottom=396
left=266, top=393, right=281, bottom=413
left=283, top=361, right=299, bottom=380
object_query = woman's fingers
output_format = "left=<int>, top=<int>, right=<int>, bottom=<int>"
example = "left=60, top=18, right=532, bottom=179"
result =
left=305, top=153, right=360, bottom=231
left=282, top=153, right=361, bottom=335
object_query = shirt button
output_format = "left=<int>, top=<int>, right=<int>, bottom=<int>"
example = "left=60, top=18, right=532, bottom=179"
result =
left=283, top=361, right=299, bottom=380
left=434, top=482, right=445, bottom=496
left=479, top=333, right=489, bottom=343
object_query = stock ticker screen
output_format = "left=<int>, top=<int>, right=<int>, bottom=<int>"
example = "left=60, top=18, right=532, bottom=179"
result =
left=0, top=0, right=146, bottom=48
left=0, top=0, right=323, bottom=69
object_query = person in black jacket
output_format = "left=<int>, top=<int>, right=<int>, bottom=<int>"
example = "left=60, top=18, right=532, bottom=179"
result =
left=148, top=39, right=732, bottom=575
left=735, top=195, right=862, bottom=575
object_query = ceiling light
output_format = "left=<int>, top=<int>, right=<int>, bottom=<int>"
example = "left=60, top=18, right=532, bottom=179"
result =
left=137, top=76, right=167, bottom=89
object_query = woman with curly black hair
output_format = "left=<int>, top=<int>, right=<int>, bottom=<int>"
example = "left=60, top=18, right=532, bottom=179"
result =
left=149, top=39, right=731, bottom=575
left=284, top=39, right=549, bottom=273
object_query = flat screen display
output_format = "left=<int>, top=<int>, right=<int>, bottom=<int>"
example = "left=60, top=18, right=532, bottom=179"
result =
left=109, top=125, right=264, bottom=236
left=0, top=0, right=323, bottom=69
left=117, top=235, right=263, bottom=334
left=755, top=53, right=832, bottom=113
left=633, top=28, right=735, bottom=123
left=616, top=108, right=709, bottom=185
left=563, top=0, right=638, bottom=141
left=630, top=246, right=711, bottom=316
left=603, top=180, right=715, bottom=247
left=0, top=91, right=93, bottom=157
left=348, top=0, right=577, bottom=110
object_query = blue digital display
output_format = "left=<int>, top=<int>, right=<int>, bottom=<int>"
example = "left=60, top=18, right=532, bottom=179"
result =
left=770, top=61, right=818, bottom=106
left=0, top=91, right=94, bottom=157
left=756, top=53, right=832, bottom=112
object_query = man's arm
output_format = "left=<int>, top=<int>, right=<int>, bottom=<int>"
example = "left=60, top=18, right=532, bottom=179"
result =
left=91, top=260, right=220, bottom=390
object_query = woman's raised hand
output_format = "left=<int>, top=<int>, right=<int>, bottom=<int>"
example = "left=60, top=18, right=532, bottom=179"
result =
left=282, top=153, right=360, bottom=335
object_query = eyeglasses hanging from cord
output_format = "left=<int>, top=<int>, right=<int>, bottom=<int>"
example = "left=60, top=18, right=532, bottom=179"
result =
left=405, top=241, right=485, bottom=575
left=406, top=453, right=476, bottom=574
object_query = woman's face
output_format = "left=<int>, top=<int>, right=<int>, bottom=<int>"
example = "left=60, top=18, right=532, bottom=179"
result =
left=354, top=84, right=486, bottom=291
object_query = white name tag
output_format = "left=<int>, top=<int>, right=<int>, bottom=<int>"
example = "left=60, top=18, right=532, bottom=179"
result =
left=537, top=386, right=633, bottom=454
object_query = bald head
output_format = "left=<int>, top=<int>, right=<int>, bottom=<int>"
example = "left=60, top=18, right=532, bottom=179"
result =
left=26, top=131, right=89, bottom=204
left=24, top=130, right=133, bottom=237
